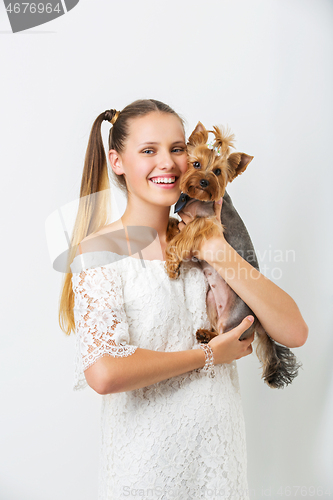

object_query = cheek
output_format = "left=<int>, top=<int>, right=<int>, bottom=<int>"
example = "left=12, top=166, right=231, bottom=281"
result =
left=180, top=157, right=189, bottom=174
left=128, top=161, right=147, bottom=181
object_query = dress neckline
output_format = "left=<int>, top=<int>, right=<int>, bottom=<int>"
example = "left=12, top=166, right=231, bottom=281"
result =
left=118, top=253, right=166, bottom=264
left=71, top=250, right=166, bottom=268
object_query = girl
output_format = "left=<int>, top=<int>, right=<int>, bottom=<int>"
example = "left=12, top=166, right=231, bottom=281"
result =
left=59, top=99, right=308, bottom=499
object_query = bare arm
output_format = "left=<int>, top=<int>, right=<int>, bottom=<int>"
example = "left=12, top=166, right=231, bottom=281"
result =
left=85, top=347, right=205, bottom=395
left=84, top=317, right=255, bottom=395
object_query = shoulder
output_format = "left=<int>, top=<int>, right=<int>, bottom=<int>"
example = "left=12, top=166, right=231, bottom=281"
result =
left=71, top=220, right=126, bottom=274
left=74, top=220, right=125, bottom=259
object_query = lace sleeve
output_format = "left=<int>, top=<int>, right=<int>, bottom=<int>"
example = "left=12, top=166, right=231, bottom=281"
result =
left=71, top=263, right=138, bottom=391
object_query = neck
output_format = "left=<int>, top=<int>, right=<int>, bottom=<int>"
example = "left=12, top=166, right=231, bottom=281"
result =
left=120, top=197, right=172, bottom=245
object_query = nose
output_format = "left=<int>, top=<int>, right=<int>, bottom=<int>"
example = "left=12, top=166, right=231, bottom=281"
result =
left=200, top=179, right=209, bottom=188
left=159, top=150, right=176, bottom=169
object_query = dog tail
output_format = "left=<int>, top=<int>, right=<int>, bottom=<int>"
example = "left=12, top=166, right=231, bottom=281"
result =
left=255, top=325, right=302, bottom=389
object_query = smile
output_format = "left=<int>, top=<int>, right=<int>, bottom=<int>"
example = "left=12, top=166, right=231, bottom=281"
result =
left=150, top=177, right=177, bottom=184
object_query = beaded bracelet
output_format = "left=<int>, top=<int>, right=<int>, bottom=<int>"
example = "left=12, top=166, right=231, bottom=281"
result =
left=197, top=343, right=215, bottom=377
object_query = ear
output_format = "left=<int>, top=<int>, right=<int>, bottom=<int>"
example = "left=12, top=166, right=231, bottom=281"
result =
left=187, top=121, right=208, bottom=146
left=108, top=149, right=125, bottom=176
left=227, top=153, right=254, bottom=182
left=192, top=121, right=205, bottom=134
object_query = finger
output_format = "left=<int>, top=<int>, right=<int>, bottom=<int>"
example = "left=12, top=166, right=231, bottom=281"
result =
left=183, top=209, right=195, bottom=220
left=244, top=344, right=253, bottom=356
left=179, top=210, right=194, bottom=223
left=233, top=316, right=255, bottom=338
left=240, top=331, right=255, bottom=344
left=178, top=221, right=186, bottom=230
left=178, top=212, right=189, bottom=224
left=214, top=197, right=223, bottom=218
left=238, top=342, right=253, bottom=360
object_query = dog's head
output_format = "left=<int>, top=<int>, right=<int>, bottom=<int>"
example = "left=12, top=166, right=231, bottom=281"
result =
left=180, top=121, right=254, bottom=201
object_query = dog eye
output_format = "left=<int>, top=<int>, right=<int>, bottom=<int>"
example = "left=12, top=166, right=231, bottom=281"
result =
left=213, top=168, right=221, bottom=176
left=193, top=161, right=201, bottom=169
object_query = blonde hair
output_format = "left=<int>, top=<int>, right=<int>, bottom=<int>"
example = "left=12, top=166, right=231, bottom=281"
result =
left=58, top=99, right=185, bottom=335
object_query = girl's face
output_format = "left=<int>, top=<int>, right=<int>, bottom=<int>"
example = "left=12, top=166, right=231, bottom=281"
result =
left=110, top=112, right=188, bottom=207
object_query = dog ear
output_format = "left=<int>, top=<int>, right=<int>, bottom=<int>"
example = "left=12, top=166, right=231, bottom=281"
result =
left=211, top=125, right=235, bottom=156
left=187, top=121, right=208, bottom=146
left=227, top=153, right=254, bottom=182
left=192, top=121, right=205, bottom=134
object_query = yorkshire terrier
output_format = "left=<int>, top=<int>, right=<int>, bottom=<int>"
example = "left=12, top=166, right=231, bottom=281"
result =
left=164, top=121, right=301, bottom=389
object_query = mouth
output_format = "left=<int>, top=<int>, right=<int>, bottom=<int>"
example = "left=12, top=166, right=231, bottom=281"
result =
left=186, top=185, right=212, bottom=201
left=149, top=176, right=179, bottom=188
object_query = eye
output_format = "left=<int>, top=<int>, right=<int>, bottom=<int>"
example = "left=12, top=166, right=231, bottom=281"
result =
left=193, top=161, right=201, bottom=169
left=172, top=147, right=186, bottom=153
left=213, top=168, right=221, bottom=176
left=142, top=149, right=154, bottom=154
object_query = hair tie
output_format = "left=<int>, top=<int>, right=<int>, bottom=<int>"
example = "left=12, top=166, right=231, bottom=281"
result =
left=207, top=141, right=221, bottom=155
left=104, top=109, right=120, bottom=125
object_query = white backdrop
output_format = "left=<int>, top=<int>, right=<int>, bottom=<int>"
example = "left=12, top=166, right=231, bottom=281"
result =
left=0, top=1, right=332, bottom=499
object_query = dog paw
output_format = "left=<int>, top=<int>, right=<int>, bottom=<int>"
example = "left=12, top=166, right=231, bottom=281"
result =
left=196, top=329, right=212, bottom=343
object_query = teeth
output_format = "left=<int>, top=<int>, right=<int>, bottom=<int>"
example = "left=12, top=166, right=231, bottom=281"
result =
left=151, top=177, right=176, bottom=184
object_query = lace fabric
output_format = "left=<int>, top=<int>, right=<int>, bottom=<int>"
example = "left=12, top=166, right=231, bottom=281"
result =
left=71, top=259, right=138, bottom=391
left=70, top=251, right=249, bottom=499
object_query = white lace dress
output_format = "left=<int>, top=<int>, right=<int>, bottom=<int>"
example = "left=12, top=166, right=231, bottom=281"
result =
left=70, top=251, right=249, bottom=500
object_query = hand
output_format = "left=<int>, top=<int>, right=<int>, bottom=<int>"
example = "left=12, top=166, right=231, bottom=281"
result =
left=178, top=196, right=223, bottom=231
left=208, top=316, right=255, bottom=365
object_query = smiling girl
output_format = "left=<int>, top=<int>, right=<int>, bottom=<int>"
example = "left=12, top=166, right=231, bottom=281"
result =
left=59, top=99, right=307, bottom=499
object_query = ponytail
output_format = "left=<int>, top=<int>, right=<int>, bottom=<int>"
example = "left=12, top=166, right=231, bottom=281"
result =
left=58, top=111, right=114, bottom=335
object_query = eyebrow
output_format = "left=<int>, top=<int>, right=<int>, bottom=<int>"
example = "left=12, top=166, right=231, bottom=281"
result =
left=138, top=141, right=186, bottom=147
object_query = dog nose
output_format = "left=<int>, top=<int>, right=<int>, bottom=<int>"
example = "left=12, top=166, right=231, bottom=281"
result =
left=199, top=179, right=209, bottom=188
